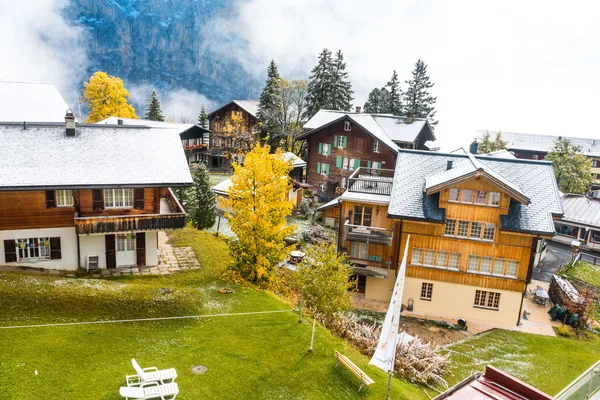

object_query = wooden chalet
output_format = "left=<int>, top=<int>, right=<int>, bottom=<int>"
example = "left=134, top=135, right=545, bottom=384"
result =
left=298, top=110, right=436, bottom=198
left=97, top=117, right=210, bottom=167
left=0, top=112, right=192, bottom=271
left=322, top=149, right=563, bottom=326
left=553, top=194, right=600, bottom=252
left=205, top=100, right=259, bottom=171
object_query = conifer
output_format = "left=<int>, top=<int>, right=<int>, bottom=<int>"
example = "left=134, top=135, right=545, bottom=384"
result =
left=403, top=59, right=437, bottom=125
left=144, top=90, right=164, bottom=121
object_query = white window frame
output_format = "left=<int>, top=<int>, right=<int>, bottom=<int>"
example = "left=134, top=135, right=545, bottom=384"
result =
left=319, top=183, right=327, bottom=193
left=340, top=177, right=347, bottom=189
left=449, top=188, right=460, bottom=202
left=55, top=190, right=73, bottom=207
left=344, top=121, right=351, bottom=131
left=373, top=140, right=380, bottom=153
left=488, top=192, right=501, bottom=206
left=420, top=282, right=433, bottom=300
left=16, top=237, right=51, bottom=261
left=474, top=191, right=487, bottom=205
left=474, top=290, right=501, bottom=310
left=322, top=143, right=331, bottom=156
left=104, top=188, right=133, bottom=208
left=337, top=136, right=347, bottom=149
left=343, top=157, right=349, bottom=170
left=411, top=247, right=460, bottom=271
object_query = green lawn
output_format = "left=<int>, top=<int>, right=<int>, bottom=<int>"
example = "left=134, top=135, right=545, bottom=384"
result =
left=564, top=261, right=600, bottom=288
left=0, top=229, right=425, bottom=399
left=444, top=329, right=600, bottom=396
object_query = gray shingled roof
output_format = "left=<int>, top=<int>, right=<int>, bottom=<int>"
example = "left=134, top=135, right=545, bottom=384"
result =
left=0, top=122, right=192, bottom=190
left=559, top=194, right=600, bottom=227
left=388, top=150, right=562, bottom=235
left=477, top=130, right=600, bottom=157
left=0, top=80, right=71, bottom=123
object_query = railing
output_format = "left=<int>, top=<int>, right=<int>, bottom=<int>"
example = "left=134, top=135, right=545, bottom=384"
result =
left=184, top=144, right=208, bottom=154
left=350, top=264, right=390, bottom=278
left=347, top=167, right=395, bottom=195
left=345, top=220, right=393, bottom=246
left=75, top=214, right=186, bottom=235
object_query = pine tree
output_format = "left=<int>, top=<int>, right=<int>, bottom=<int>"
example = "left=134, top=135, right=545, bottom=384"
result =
left=257, top=60, right=282, bottom=144
left=385, top=70, right=403, bottom=115
left=144, top=90, right=164, bottom=121
left=478, top=130, right=508, bottom=154
left=190, top=163, right=216, bottom=230
left=83, top=71, right=138, bottom=123
left=363, top=87, right=390, bottom=114
left=493, top=131, right=508, bottom=151
left=403, top=59, right=437, bottom=124
left=197, top=105, right=209, bottom=128
left=304, top=49, right=333, bottom=119
left=329, top=50, right=353, bottom=112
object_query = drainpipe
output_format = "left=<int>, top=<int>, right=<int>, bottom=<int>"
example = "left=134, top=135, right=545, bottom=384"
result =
left=517, top=235, right=539, bottom=326
left=76, top=226, right=81, bottom=272
left=336, top=198, right=343, bottom=253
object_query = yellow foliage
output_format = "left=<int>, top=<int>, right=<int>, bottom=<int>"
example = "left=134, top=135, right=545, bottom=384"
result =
left=83, top=71, right=138, bottom=123
left=222, top=144, right=295, bottom=284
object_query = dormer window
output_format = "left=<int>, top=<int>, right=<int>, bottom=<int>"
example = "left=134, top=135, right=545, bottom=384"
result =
left=344, top=121, right=351, bottom=131
left=448, top=188, right=501, bottom=207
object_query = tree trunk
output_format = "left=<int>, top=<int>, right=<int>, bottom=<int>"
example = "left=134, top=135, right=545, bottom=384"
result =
left=309, top=318, right=317, bottom=351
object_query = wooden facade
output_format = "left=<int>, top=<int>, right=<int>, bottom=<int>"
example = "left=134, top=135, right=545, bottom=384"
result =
left=305, top=119, right=396, bottom=194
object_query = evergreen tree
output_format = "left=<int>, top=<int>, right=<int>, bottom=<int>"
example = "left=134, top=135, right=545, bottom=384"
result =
left=197, top=105, right=209, bottom=128
left=190, top=163, right=216, bottom=230
left=363, top=87, right=390, bottom=114
left=257, top=60, right=282, bottom=144
left=493, top=131, right=508, bottom=151
left=385, top=70, right=403, bottom=115
left=329, top=50, right=353, bottom=112
left=546, top=139, right=594, bottom=194
left=144, top=90, right=164, bottom=121
left=478, top=130, right=508, bottom=154
left=403, top=59, right=437, bottom=125
left=304, top=49, right=333, bottom=119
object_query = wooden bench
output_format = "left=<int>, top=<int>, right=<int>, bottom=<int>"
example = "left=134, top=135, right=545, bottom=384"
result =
left=334, top=350, right=375, bottom=391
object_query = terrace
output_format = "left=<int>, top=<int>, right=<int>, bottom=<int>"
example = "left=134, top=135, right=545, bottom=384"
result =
left=346, top=167, right=395, bottom=196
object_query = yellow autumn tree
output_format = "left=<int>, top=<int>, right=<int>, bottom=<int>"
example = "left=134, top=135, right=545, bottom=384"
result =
left=222, top=144, right=295, bottom=283
left=83, top=71, right=138, bottom=123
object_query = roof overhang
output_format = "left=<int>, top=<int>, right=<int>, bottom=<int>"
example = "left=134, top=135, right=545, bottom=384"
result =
left=0, top=182, right=192, bottom=191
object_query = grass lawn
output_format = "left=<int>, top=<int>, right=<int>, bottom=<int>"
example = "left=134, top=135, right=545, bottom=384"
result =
left=0, top=228, right=425, bottom=399
left=564, top=261, right=600, bottom=288
left=444, top=329, right=600, bottom=396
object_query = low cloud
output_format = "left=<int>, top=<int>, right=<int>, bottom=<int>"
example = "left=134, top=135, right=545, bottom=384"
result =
left=0, top=0, right=88, bottom=106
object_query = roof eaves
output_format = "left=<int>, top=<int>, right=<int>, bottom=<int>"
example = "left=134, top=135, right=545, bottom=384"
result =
left=297, top=114, right=349, bottom=140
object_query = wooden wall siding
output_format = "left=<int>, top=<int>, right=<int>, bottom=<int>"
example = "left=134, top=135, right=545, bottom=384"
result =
left=406, top=266, right=526, bottom=292
left=77, top=189, right=158, bottom=217
left=340, top=201, right=395, bottom=230
left=305, top=119, right=396, bottom=191
left=438, top=179, right=512, bottom=215
left=209, top=104, right=256, bottom=137
left=321, top=205, right=341, bottom=226
left=0, top=191, right=75, bottom=230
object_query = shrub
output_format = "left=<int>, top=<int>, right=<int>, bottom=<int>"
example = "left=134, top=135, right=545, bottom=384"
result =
left=556, top=325, right=575, bottom=337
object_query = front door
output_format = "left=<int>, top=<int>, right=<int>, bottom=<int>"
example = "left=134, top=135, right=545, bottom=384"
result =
left=116, top=234, right=135, bottom=266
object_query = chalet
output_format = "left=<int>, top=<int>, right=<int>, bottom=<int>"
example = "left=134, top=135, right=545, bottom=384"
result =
left=206, top=100, right=259, bottom=171
left=553, top=194, right=600, bottom=252
left=0, top=80, right=72, bottom=122
left=477, top=130, right=600, bottom=189
left=97, top=117, right=211, bottom=167
left=0, top=112, right=192, bottom=271
left=298, top=110, right=436, bottom=197
left=322, top=148, right=562, bottom=326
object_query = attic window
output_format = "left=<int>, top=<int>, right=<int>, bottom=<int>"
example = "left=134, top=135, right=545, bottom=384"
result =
left=344, top=121, right=351, bottom=131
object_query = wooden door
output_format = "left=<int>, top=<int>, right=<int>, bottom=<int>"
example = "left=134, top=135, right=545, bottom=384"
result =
left=105, top=234, right=116, bottom=269
left=136, top=233, right=146, bottom=267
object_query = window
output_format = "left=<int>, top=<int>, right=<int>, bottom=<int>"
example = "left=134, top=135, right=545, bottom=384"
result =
left=491, top=259, right=505, bottom=275
left=593, top=160, right=600, bottom=168
left=421, top=283, right=433, bottom=300
left=592, top=230, right=600, bottom=243
left=445, top=220, right=456, bottom=235
left=181, top=139, right=188, bottom=146
left=344, top=121, right=351, bottom=131
left=457, top=221, right=469, bottom=237
left=340, top=177, right=347, bottom=189
left=470, top=222, right=482, bottom=238
left=479, top=257, right=492, bottom=274
left=468, top=255, right=479, bottom=272
left=483, top=224, right=496, bottom=240
left=505, top=261, right=518, bottom=277
left=350, top=242, right=369, bottom=260
left=55, top=190, right=73, bottom=207
left=488, top=192, right=501, bottom=206
left=373, top=140, right=380, bottom=153
left=335, top=135, right=347, bottom=149
left=448, top=253, right=460, bottom=269
left=104, top=189, right=133, bottom=208
left=475, top=191, right=487, bottom=204
left=423, top=250, right=435, bottom=266
left=449, top=188, right=460, bottom=202
left=349, top=158, right=357, bottom=170
left=319, top=183, right=327, bottom=192
left=467, top=255, right=518, bottom=278
left=343, top=157, right=349, bottom=169
left=317, top=163, right=330, bottom=176
left=435, top=252, right=448, bottom=268
left=16, top=238, right=51, bottom=261
left=411, top=248, right=423, bottom=265
left=532, top=154, right=539, bottom=160
left=353, top=206, right=373, bottom=226
left=474, top=290, right=501, bottom=310
left=461, top=189, right=474, bottom=203
left=555, top=223, right=578, bottom=238
left=232, top=110, right=242, bottom=118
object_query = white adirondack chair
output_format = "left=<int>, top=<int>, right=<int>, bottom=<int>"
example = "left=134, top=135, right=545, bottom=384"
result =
left=126, top=359, right=177, bottom=386
left=119, top=382, right=179, bottom=400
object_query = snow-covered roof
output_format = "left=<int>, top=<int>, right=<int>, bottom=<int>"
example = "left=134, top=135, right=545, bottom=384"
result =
left=208, top=100, right=260, bottom=119
left=282, top=152, right=306, bottom=168
left=0, top=80, right=71, bottom=122
left=212, top=178, right=233, bottom=196
left=480, top=149, right=517, bottom=159
left=96, top=116, right=203, bottom=131
left=0, top=122, right=192, bottom=190
left=300, top=110, right=436, bottom=152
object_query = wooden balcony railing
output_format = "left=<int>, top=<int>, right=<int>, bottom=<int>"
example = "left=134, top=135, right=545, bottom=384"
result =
left=345, top=220, right=393, bottom=246
left=75, top=214, right=186, bottom=235
left=347, top=167, right=395, bottom=195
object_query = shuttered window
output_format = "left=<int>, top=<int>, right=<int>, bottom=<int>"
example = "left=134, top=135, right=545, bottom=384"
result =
left=56, top=190, right=73, bottom=207
left=104, top=189, right=133, bottom=208
left=7, top=237, right=60, bottom=261
left=92, top=189, right=104, bottom=210
left=45, top=190, right=56, bottom=208
left=336, top=156, right=343, bottom=168
left=134, top=189, right=145, bottom=209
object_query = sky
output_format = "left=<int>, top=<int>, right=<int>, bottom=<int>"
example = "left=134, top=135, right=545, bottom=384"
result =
left=1, top=0, right=599, bottom=150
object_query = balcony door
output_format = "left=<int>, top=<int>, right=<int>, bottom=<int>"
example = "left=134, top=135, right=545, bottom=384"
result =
left=353, top=206, right=372, bottom=226
left=116, top=234, right=136, bottom=266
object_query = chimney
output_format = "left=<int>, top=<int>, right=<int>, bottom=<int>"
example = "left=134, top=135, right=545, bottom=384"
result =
left=117, top=118, right=123, bottom=125
left=65, top=109, right=76, bottom=137
left=22, top=121, right=27, bottom=130
left=406, top=113, right=413, bottom=124
left=446, top=160, right=453, bottom=170
left=355, top=106, right=362, bottom=113
left=469, top=139, right=478, bottom=154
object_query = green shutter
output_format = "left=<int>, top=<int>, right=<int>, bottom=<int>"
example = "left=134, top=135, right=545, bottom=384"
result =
left=367, top=160, right=372, bottom=169
left=342, top=136, right=347, bottom=149
left=317, top=162, right=321, bottom=174
left=336, top=156, right=343, bottom=168
left=324, top=164, right=330, bottom=176
left=327, top=145, right=332, bottom=156
left=334, top=135, right=338, bottom=147
left=318, top=143, right=323, bottom=155
left=354, top=159, right=361, bottom=169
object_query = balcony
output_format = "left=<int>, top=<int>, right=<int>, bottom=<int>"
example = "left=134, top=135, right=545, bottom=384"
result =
left=350, top=264, right=390, bottom=278
left=345, top=220, right=393, bottom=246
left=183, top=144, right=208, bottom=154
left=347, top=167, right=395, bottom=196
left=75, top=189, right=186, bottom=235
